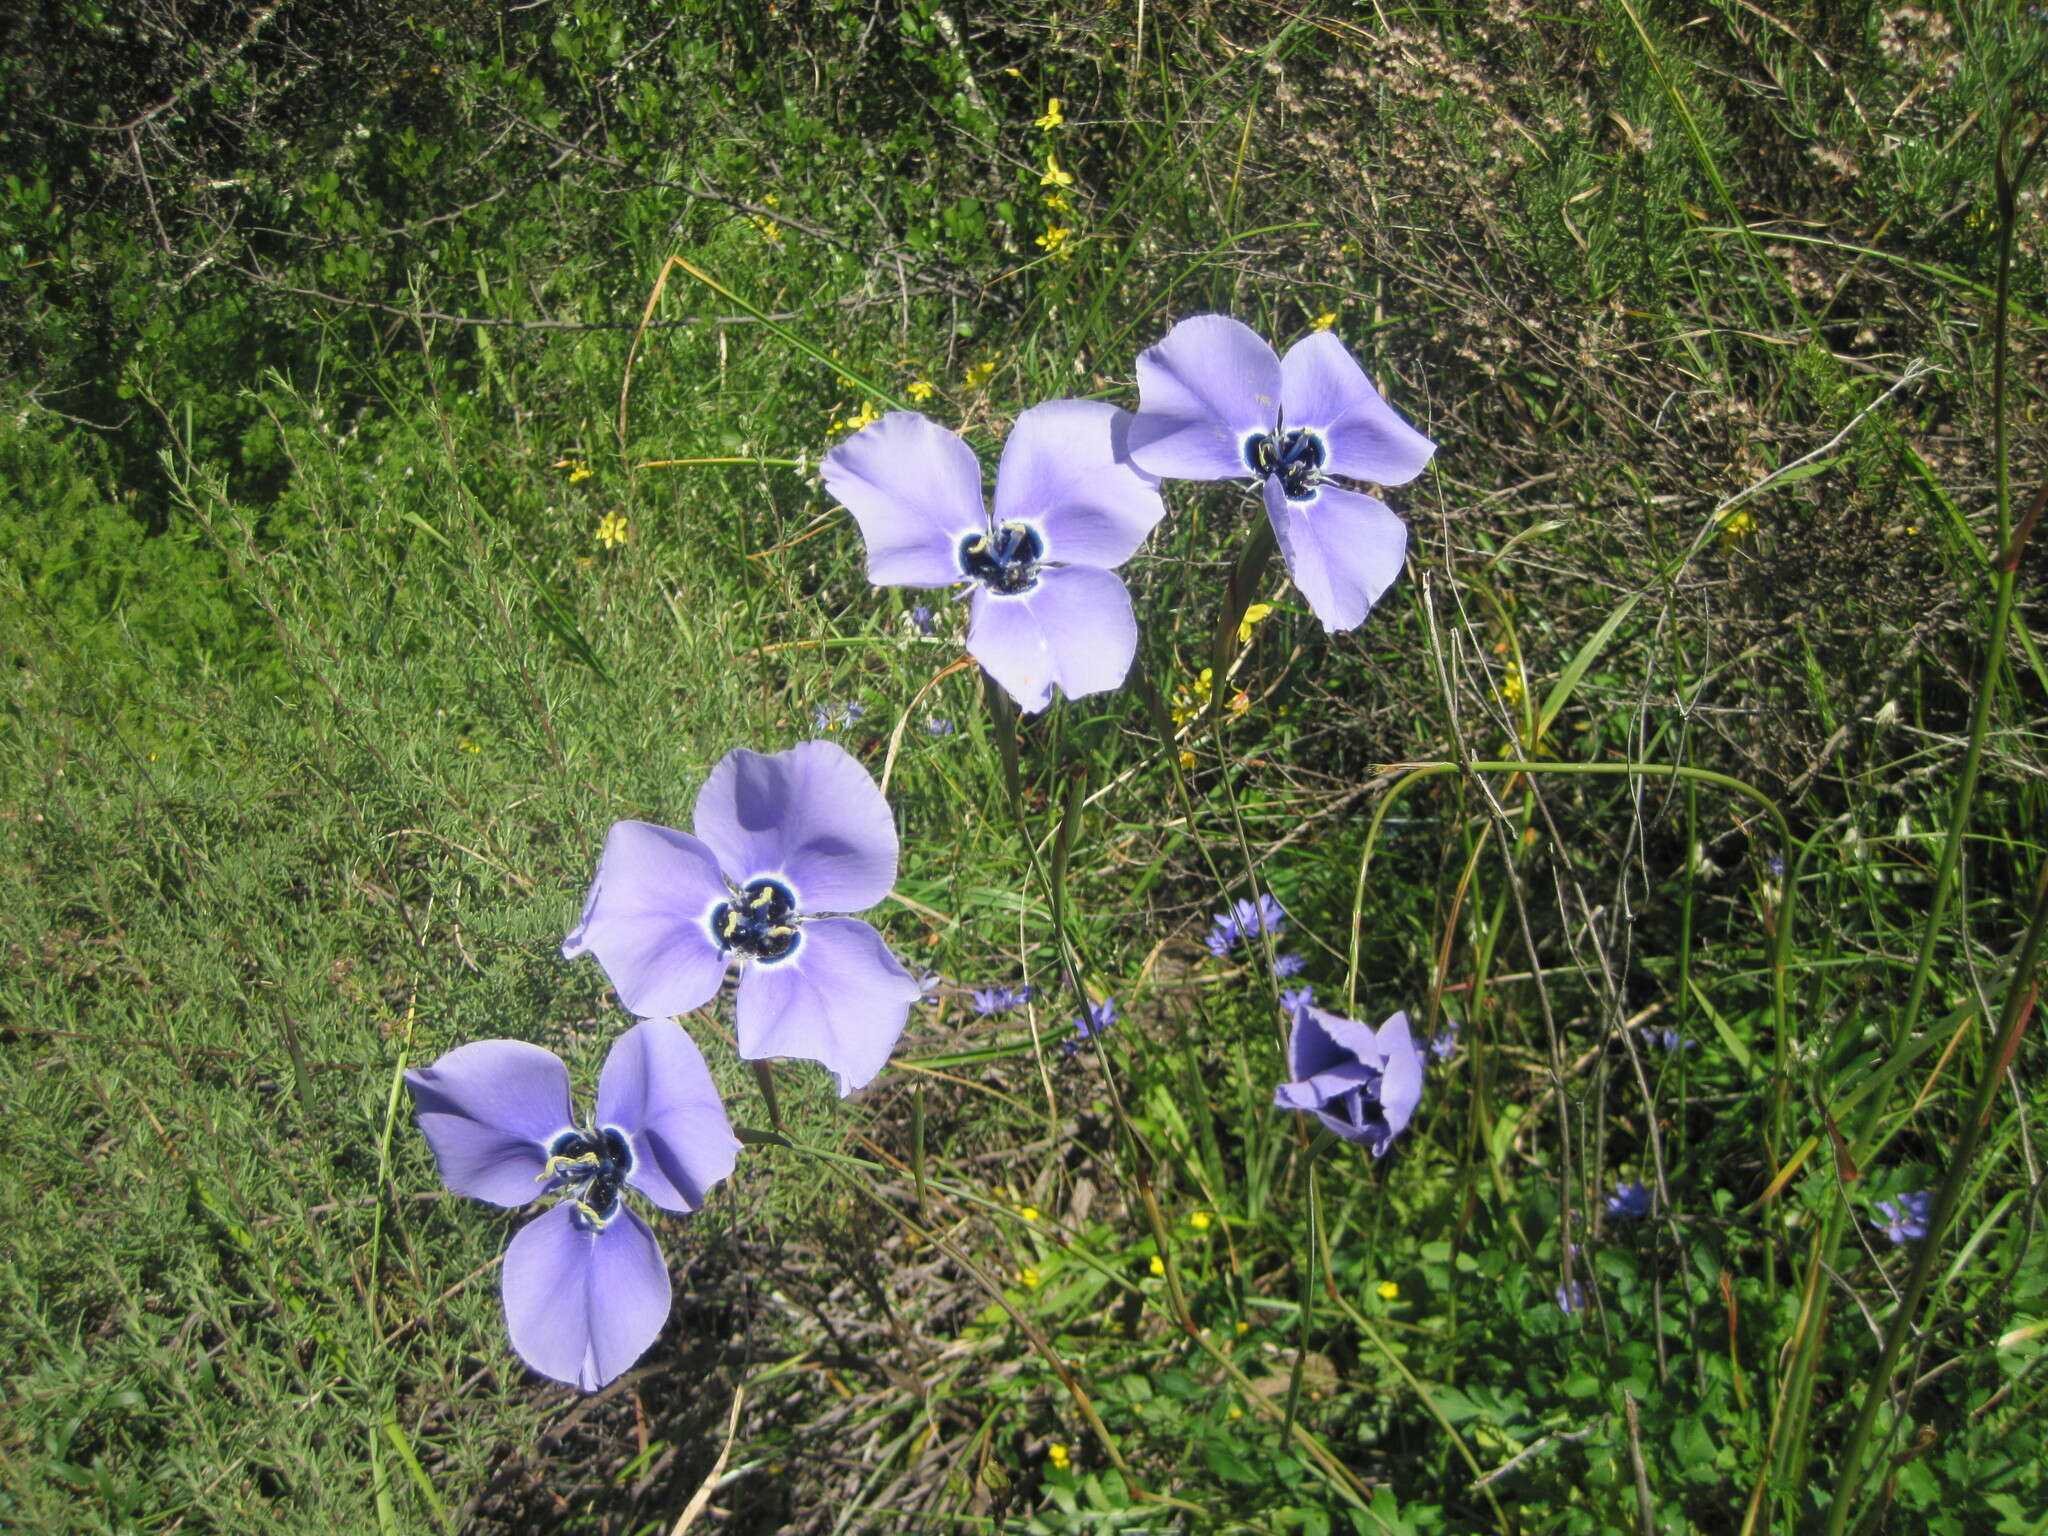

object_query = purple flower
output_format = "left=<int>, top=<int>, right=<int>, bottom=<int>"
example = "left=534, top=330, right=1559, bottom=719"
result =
left=1555, top=1279, right=1586, bottom=1314
left=972, top=984, right=1034, bottom=1016
left=821, top=402, right=1165, bottom=714
left=1206, top=893, right=1287, bottom=957
left=563, top=740, right=924, bottom=1096
left=909, top=604, right=936, bottom=636
left=405, top=1021, right=739, bottom=1391
left=1126, top=316, right=1435, bottom=633
left=1606, top=1181, right=1651, bottom=1220
left=926, top=717, right=957, bottom=736
left=1272, top=952, right=1307, bottom=978
left=1280, top=985, right=1315, bottom=1013
left=1873, top=1190, right=1931, bottom=1246
left=1647, top=1026, right=1697, bottom=1054
left=1062, top=996, right=1120, bottom=1056
left=1427, top=1021, right=1461, bottom=1065
left=1272, top=1000, right=1424, bottom=1157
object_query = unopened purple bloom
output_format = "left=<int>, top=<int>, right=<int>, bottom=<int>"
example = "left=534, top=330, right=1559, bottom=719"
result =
left=564, top=741, right=923, bottom=1096
left=1427, top=1021, right=1461, bottom=1065
left=822, top=402, right=1165, bottom=713
left=972, top=984, right=1034, bottom=1016
left=1280, top=985, right=1315, bottom=1013
left=909, top=604, right=936, bottom=636
left=1873, top=1190, right=1931, bottom=1246
left=1555, top=1279, right=1586, bottom=1314
left=1273, top=1000, right=1424, bottom=1157
left=405, top=1021, right=739, bottom=1391
left=1606, top=1181, right=1651, bottom=1220
left=1272, top=952, right=1307, bottom=978
left=1127, top=316, right=1435, bottom=633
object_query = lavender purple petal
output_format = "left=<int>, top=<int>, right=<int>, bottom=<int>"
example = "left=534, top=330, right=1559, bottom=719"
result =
left=1127, top=315, right=1282, bottom=481
left=822, top=411, right=989, bottom=587
left=594, top=1020, right=741, bottom=1215
left=735, top=915, right=922, bottom=1095
left=992, top=400, right=1164, bottom=569
left=561, top=821, right=731, bottom=1019
left=966, top=564, right=1138, bottom=715
left=693, top=741, right=900, bottom=913
left=1277, top=331, right=1437, bottom=487
left=1262, top=477, right=1409, bottom=635
left=500, top=1202, right=671, bottom=1391
left=406, top=1040, right=574, bottom=1207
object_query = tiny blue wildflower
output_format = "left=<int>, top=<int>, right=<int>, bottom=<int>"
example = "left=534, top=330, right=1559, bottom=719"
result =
left=1606, top=1181, right=1651, bottom=1220
left=1206, top=893, right=1286, bottom=957
left=1872, top=1190, right=1931, bottom=1246
left=909, top=603, right=936, bottom=636
left=926, top=717, right=957, bottom=736
left=971, top=985, right=1034, bottom=1016
left=1555, top=1280, right=1586, bottom=1314
left=1272, top=952, right=1307, bottom=978
left=1765, top=855, right=1786, bottom=878
left=1280, top=985, right=1315, bottom=1013
left=1062, top=996, right=1119, bottom=1056
left=1648, top=1026, right=1698, bottom=1054
left=812, top=701, right=866, bottom=732
left=1427, top=1021, right=1460, bottom=1065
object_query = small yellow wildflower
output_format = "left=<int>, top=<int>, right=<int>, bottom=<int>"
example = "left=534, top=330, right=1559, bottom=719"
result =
left=1228, top=689, right=1251, bottom=715
left=1047, top=1442, right=1071, bottom=1469
left=1311, top=312, right=1338, bottom=332
left=596, top=510, right=630, bottom=549
left=1035, top=224, right=1073, bottom=259
left=1041, top=190, right=1071, bottom=213
left=1235, top=1321, right=1250, bottom=1334
left=1040, top=154, right=1074, bottom=188
left=1719, top=507, right=1756, bottom=545
left=555, top=457, right=594, bottom=484
left=763, top=192, right=780, bottom=207
left=1148, top=1255, right=1166, bottom=1277
left=1020, top=1265, right=1041, bottom=1288
left=962, top=357, right=998, bottom=390
left=1170, top=667, right=1214, bottom=727
left=457, top=738, right=481, bottom=754
left=1377, top=1281, right=1401, bottom=1300
left=1189, top=1211, right=1213, bottom=1231
left=1236, top=602, right=1274, bottom=644
left=829, top=400, right=882, bottom=436
left=1034, top=98, right=1064, bottom=130
left=1227, top=1406, right=1244, bottom=1420
left=1499, top=665, right=1524, bottom=708
left=1018, top=1205, right=1040, bottom=1223
left=1178, top=750, right=1197, bottom=771
left=907, top=379, right=936, bottom=402
left=746, top=213, right=783, bottom=246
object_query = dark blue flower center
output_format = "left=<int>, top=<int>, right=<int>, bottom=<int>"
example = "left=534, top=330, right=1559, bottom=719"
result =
left=1243, top=427, right=1327, bottom=501
left=958, top=521, right=1045, bottom=596
left=547, top=1126, right=633, bottom=1230
left=712, top=877, right=800, bottom=963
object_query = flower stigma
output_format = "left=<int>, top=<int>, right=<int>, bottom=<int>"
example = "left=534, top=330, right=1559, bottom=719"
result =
left=541, top=1126, right=635, bottom=1231
left=711, top=877, right=802, bottom=964
left=1244, top=426, right=1328, bottom=500
left=958, top=521, right=1045, bottom=596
